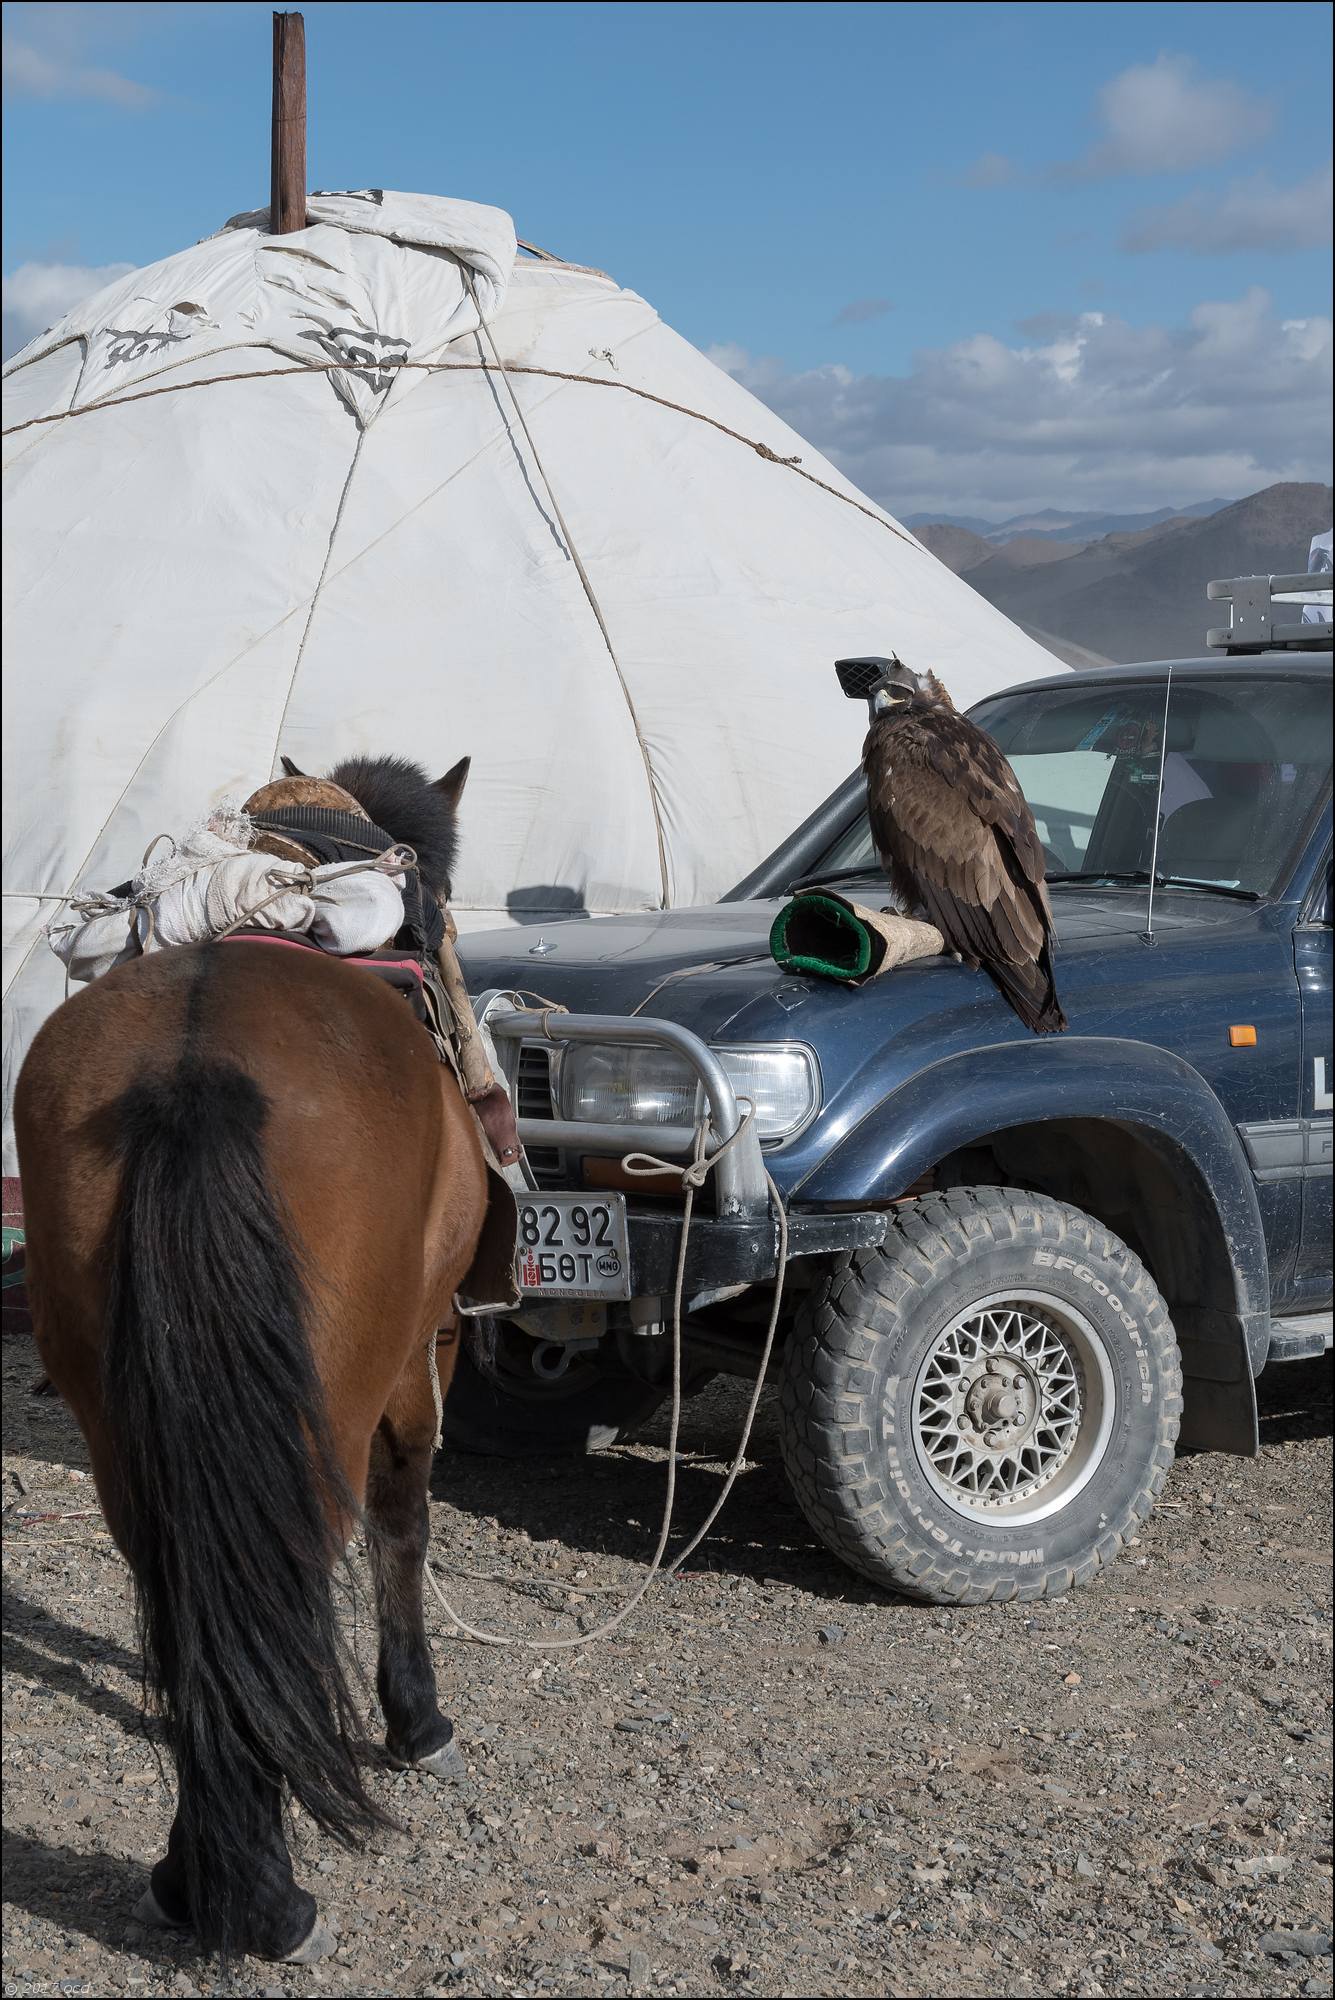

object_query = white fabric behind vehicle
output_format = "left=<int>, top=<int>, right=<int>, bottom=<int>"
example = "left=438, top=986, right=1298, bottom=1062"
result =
left=2, top=189, right=1064, bottom=1169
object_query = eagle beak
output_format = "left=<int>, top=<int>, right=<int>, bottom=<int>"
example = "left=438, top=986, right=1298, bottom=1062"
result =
left=835, top=655, right=905, bottom=719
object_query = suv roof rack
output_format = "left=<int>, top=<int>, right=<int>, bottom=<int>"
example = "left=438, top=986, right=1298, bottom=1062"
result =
left=1207, top=571, right=1333, bottom=654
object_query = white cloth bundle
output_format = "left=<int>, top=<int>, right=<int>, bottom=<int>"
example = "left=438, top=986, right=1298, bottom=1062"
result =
left=151, top=853, right=408, bottom=953
left=46, top=809, right=409, bottom=985
left=152, top=851, right=316, bottom=945
left=308, top=867, right=408, bottom=952
left=45, top=900, right=143, bottom=985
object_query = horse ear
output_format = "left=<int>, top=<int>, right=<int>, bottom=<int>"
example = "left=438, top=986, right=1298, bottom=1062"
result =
left=435, top=756, right=471, bottom=809
left=280, top=754, right=307, bottom=777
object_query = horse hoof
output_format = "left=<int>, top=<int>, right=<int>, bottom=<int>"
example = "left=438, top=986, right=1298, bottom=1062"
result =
left=133, top=1887, right=191, bottom=1933
left=281, top=1914, right=335, bottom=1965
left=415, top=1737, right=466, bottom=1781
left=386, top=1733, right=467, bottom=1780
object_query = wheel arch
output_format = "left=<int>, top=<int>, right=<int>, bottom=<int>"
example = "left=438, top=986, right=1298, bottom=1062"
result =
left=795, top=1039, right=1266, bottom=1454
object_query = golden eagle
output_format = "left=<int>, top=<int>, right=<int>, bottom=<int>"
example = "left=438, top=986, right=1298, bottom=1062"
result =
left=838, top=657, right=1067, bottom=1034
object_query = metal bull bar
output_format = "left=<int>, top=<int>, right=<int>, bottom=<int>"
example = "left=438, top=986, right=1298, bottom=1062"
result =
left=480, top=1004, right=770, bottom=1221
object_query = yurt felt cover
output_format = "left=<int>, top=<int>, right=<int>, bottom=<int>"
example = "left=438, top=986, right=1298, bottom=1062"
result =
left=1, top=190, right=1063, bottom=1170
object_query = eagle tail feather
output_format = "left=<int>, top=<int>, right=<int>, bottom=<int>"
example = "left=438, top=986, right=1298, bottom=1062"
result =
left=986, top=951, right=1068, bottom=1035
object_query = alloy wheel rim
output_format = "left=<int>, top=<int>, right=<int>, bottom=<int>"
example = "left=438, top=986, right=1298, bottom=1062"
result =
left=909, top=1290, right=1117, bottom=1526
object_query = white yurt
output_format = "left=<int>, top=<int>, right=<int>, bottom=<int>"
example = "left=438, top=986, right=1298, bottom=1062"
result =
left=1, top=190, right=1062, bottom=1169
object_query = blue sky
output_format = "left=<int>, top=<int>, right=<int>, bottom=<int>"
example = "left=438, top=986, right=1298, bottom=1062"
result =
left=3, top=1, right=1331, bottom=518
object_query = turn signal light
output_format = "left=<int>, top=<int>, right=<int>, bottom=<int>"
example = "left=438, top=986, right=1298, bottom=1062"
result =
left=1229, top=1025, right=1257, bottom=1047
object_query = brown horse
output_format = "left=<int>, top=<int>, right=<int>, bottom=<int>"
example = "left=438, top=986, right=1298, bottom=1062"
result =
left=13, top=754, right=486, bottom=1964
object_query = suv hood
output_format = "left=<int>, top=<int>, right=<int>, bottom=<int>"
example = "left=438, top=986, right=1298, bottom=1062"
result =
left=459, top=884, right=1281, bottom=1199
left=459, top=886, right=1223, bottom=1020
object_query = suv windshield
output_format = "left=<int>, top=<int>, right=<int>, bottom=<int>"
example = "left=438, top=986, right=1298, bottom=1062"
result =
left=814, top=674, right=1333, bottom=897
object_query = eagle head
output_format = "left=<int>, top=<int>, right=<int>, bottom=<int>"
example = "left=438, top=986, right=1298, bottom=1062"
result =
left=836, top=656, right=954, bottom=719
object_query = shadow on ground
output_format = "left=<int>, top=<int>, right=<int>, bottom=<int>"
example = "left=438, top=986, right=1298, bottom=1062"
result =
left=0, top=1832, right=187, bottom=1966
left=1, top=1590, right=154, bottom=1739
left=433, top=1383, right=906, bottom=1605
left=1255, top=1352, right=1333, bottom=1446
left=1, top=1340, right=89, bottom=1473
left=434, top=1354, right=1334, bottom=1592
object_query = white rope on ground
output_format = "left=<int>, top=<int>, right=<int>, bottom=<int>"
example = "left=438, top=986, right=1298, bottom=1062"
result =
left=421, top=1103, right=791, bottom=1652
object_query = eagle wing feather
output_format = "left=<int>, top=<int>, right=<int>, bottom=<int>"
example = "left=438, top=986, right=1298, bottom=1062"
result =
left=862, top=698, right=1066, bottom=1034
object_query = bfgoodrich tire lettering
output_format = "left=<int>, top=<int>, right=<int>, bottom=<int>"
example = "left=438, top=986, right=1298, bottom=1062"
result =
left=777, top=1188, right=1182, bottom=1605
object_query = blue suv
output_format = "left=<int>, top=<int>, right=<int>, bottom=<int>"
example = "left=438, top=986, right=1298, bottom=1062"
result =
left=456, top=614, right=1333, bottom=1607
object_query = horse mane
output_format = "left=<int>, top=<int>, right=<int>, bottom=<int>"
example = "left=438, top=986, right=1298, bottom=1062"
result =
left=326, top=754, right=460, bottom=898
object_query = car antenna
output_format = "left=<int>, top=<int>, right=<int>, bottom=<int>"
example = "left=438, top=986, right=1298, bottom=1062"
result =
left=1140, top=662, right=1174, bottom=946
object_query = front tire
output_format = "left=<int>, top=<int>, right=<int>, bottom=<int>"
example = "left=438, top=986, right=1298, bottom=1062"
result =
left=777, top=1189, right=1182, bottom=1605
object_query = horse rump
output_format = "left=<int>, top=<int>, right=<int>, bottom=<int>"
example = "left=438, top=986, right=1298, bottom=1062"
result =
left=104, top=1057, right=386, bottom=1956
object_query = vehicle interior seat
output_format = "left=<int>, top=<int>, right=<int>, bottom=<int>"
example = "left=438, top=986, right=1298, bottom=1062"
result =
left=1157, top=794, right=1260, bottom=882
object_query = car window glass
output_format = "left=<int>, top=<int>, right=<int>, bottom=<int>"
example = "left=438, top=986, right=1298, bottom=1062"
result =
left=813, top=677, right=1332, bottom=896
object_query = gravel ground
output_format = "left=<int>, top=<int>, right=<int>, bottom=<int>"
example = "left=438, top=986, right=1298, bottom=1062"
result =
left=3, top=1334, right=1331, bottom=2000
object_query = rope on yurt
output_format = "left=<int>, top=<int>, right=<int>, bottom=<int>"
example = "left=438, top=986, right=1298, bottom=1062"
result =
left=459, top=268, right=673, bottom=911
left=268, top=425, right=369, bottom=782
left=1, top=359, right=916, bottom=545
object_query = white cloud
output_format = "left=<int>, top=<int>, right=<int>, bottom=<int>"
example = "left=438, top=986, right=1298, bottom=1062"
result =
left=2, top=4, right=158, bottom=108
left=2, top=259, right=135, bottom=360
left=1060, top=53, right=1273, bottom=178
left=2, top=35, right=153, bottom=105
left=963, top=55, right=1273, bottom=189
left=1122, top=165, right=1334, bottom=253
left=710, top=289, right=1332, bottom=519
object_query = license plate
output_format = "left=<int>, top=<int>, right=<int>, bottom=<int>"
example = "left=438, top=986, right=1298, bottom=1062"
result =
left=515, top=1193, right=632, bottom=1300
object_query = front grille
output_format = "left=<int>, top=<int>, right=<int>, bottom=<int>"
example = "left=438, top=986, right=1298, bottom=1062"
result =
left=515, top=1042, right=565, bottom=1188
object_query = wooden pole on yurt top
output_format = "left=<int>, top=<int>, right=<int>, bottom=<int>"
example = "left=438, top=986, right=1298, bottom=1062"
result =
left=270, top=11, right=307, bottom=234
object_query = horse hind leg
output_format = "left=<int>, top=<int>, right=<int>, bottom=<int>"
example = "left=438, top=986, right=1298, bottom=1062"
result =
left=366, top=1335, right=464, bottom=1780
left=137, top=1781, right=334, bottom=1963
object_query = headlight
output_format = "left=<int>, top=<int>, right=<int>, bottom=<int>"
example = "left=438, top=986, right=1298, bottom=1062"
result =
left=558, top=1042, right=819, bottom=1144
left=714, top=1046, right=820, bottom=1142
left=561, top=1044, right=699, bottom=1127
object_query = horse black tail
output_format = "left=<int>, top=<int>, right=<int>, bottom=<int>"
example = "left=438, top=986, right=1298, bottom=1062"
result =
left=104, top=1058, right=386, bottom=1957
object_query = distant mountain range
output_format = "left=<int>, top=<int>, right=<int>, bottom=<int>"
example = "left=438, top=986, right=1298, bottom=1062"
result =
left=905, top=498, right=1232, bottom=546
left=912, top=483, right=1332, bottom=666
